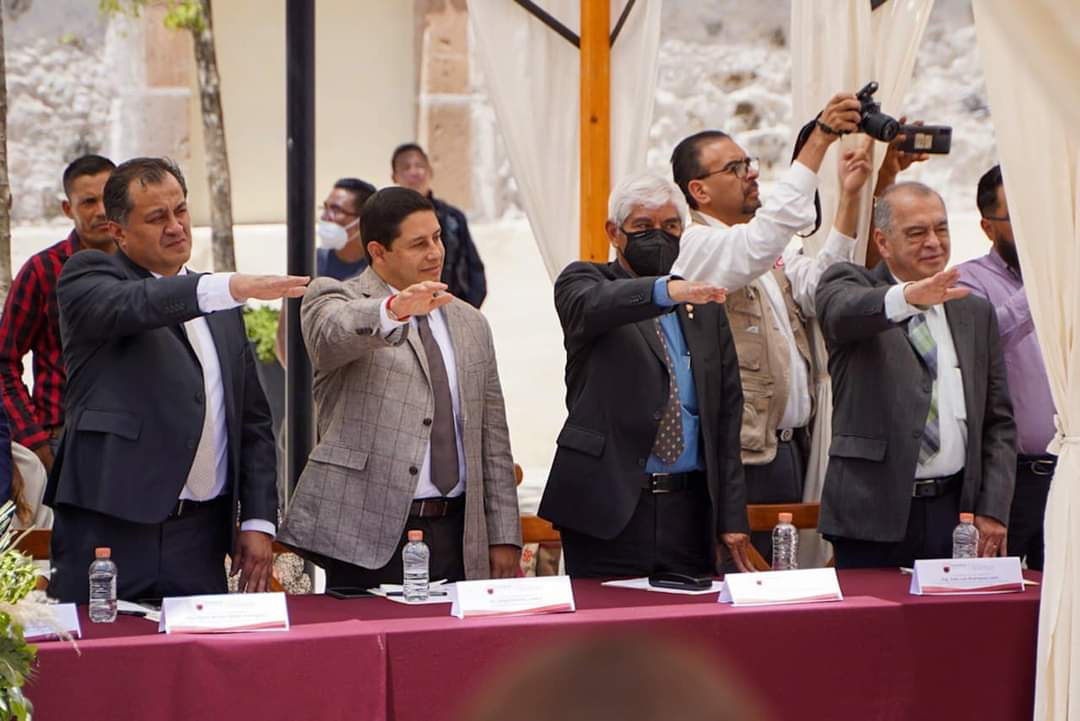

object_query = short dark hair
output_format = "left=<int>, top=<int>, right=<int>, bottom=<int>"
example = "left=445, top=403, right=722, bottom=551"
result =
left=62, top=154, right=116, bottom=198
left=391, top=143, right=429, bottom=172
left=670, top=130, right=730, bottom=209
left=976, top=164, right=1004, bottom=217
left=359, top=187, right=435, bottom=261
left=103, top=157, right=188, bottom=225
left=333, top=177, right=377, bottom=215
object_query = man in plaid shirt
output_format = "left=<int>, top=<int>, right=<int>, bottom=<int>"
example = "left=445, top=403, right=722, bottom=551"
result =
left=0, top=155, right=116, bottom=473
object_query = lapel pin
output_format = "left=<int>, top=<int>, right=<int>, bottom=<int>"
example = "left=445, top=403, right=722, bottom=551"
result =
left=686, top=303, right=695, bottom=320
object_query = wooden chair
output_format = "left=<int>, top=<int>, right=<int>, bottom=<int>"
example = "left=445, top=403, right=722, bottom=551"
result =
left=745, top=502, right=824, bottom=571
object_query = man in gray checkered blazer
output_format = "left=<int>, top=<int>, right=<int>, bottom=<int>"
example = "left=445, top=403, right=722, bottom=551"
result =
left=279, top=188, right=521, bottom=588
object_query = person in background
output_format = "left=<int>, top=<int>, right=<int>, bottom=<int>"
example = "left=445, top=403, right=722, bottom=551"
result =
left=391, top=143, right=487, bottom=308
left=539, top=174, right=752, bottom=577
left=815, top=181, right=1015, bottom=568
left=956, top=165, right=1056, bottom=570
left=0, top=155, right=116, bottom=474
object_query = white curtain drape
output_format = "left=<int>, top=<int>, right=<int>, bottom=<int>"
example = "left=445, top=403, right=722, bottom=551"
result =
left=974, top=5, right=1080, bottom=720
left=790, top=0, right=933, bottom=566
left=469, top=0, right=663, bottom=280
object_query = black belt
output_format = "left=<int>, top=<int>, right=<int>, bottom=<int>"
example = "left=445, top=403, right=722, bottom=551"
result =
left=1018, top=456, right=1056, bottom=476
left=168, top=495, right=229, bottom=519
left=642, top=472, right=700, bottom=494
left=912, top=472, right=962, bottom=499
left=410, top=496, right=465, bottom=518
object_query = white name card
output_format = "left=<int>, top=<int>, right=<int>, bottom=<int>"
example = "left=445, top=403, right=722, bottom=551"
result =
left=23, top=603, right=81, bottom=642
left=909, top=557, right=1024, bottom=595
left=718, top=568, right=843, bottom=607
left=451, top=576, right=575, bottom=619
left=159, top=592, right=290, bottom=634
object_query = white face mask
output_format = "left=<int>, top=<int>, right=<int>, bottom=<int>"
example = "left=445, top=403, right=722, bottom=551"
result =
left=316, top=218, right=358, bottom=251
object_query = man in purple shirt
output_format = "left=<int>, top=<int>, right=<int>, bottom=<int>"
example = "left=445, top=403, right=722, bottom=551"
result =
left=956, top=165, right=1056, bottom=570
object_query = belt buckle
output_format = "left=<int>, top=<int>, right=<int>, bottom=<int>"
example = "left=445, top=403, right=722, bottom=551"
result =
left=912, top=480, right=935, bottom=498
left=779, top=428, right=794, bottom=442
left=1032, top=460, right=1055, bottom=477
left=650, top=473, right=672, bottom=494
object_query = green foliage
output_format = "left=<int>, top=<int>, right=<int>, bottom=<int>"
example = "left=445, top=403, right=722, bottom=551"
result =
left=0, top=502, right=40, bottom=720
left=243, top=305, right=281, bottom=364
left=99, top=0, right=206, bottom=34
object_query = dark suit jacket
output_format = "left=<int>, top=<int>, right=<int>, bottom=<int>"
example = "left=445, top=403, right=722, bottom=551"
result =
left=814, top=261, right=1016, bottom=542
left=46, top=250, right=277, bottom=533
left=539, top=261, right=748, bottom=543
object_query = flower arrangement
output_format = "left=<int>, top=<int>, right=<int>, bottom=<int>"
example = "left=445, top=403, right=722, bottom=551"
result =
left=0, top=501, right=52, bottom=720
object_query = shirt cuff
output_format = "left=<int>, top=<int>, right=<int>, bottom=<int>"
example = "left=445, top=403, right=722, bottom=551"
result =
left=379, top=296, right=409, bottom=336
left=652, top=276, right=677, bottom=307
left=821, top=227, right=857, bottom=259
left=786, top=160, right=819, bottom=196
left=885, top=283, right=923, bottom=322
left=196, top=272, right=243, bottom=313
left=240, top=519, right=276, bottom=537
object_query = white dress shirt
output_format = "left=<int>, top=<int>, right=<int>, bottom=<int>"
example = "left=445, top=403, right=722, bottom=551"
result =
left=686, top=210, right=857, bottom=430
left=885, top=284, right=968, bottom=479
left=155, top=270, right=275, bottom=536
left=379, top=294, right=467, bottom=499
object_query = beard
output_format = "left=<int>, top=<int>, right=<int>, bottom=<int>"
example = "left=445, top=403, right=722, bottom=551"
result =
left=995, top=236, right=1020, bottom=274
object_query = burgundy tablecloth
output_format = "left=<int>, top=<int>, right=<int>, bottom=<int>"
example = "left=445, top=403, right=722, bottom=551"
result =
left=27, top=569, right=1039, bottom=721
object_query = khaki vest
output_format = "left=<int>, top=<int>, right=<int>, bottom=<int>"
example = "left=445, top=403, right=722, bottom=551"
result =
left=687, top=211, right=816, bottom=465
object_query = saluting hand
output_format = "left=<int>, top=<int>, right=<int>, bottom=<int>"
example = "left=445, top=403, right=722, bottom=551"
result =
left=667, top=280, right=727, bottom=305
left=390, top=281, right=454, bottom=319
left=229, top=274, right=310, bottom=302
left=902, top=269, right=970, bottom=307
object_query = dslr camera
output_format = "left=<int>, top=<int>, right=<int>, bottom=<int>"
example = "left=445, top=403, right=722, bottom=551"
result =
left=854, top=81, right=952, bottom=154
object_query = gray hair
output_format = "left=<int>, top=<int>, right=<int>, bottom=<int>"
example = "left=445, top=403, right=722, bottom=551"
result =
left=607, top=173, right=690, bottom=228
left=873, top=181, right=946, bottom=236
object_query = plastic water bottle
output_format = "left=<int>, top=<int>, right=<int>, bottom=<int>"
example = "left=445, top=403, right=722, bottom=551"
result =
left=771, top=512, right=799, bottom=571
left=952, top=512, right=980, bottom=558
left=402, top=530, right=430, bottom=602
left=88, top=547, right=118, bottom=623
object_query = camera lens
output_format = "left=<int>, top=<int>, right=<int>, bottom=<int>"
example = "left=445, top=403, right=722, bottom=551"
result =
left=860, top=113, right=899, bottom=142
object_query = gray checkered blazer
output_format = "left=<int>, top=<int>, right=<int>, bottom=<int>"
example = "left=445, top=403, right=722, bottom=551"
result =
left=278, top=268, right=521, bottom=579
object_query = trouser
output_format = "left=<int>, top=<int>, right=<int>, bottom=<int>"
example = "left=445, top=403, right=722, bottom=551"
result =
left=744, top=431, right=807, bottom=565
left=561, top=473, right=713, bottom=578
left=829, top=481, right=960, bottom=569
left=1008, top=456, right=1055, bottom=571
left=50, top=496, right=232, bottom=604
left=317, top=503, right=467, bottom=589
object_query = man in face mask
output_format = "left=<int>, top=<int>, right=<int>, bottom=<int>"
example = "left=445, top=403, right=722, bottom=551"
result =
left=956, top=165, right=1056, bottom=570
left=539, top=173, right=754, bottom=578
left=316, top=177, right=377, bottom=281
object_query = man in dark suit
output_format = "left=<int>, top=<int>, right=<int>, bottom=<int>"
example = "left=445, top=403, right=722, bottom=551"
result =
left=47, top=157, right=308, bottom=602
left=539, top=173, right=752, bottom=577
left=815, top=181, right=1016, bottom=568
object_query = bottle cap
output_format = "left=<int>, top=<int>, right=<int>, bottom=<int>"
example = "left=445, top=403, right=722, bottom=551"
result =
left=94, top=547, right=111, bottom=559
left=407, top=530, right=423, bottom=542
left=778, top=512, right=793, bottom=523
left=959, top=512, right=975, bottom=523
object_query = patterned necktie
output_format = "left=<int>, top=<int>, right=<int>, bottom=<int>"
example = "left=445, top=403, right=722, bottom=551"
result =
left=416, top=315, right=460, bottom=496
left=182, top=320, right=218, bottom=500
left=651, top=319, right=684, bottom=464
left=907, top=313, right=940, bottom=464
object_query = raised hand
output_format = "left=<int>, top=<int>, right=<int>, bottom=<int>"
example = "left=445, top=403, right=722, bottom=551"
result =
left=667, top=280, right=727, bottom=305
left=229, top=274, right=310, bottom=302
left=816, top=92, right=862, bottom=140
left=875, top=116, right=930, bottom=196
left=838, top=136, right=874, bottom=196
left=902, top=268, right=971, bottom=307
left=389, top=281, right=454, bottom=319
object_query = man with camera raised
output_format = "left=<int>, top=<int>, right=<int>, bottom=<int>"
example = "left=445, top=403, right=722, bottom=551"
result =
left=668, top=92, right=872, bottom=562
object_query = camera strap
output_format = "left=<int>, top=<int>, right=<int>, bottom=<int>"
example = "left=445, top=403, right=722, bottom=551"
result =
left=791, top=115, right=824, bottom=238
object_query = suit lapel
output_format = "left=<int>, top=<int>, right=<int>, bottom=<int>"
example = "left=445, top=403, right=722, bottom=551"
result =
left=636, top=318, right=667, bottom=367
left=945, top=300, right=976, bottom=418
left=442, top=303, right=470, bottom=411
left=676, top=305, right=708, bottom=402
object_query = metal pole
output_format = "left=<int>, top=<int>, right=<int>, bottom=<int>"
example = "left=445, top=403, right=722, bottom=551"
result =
left=285, top=0, right=315, bottom=498
left=579, top=0, right=611, bottom=262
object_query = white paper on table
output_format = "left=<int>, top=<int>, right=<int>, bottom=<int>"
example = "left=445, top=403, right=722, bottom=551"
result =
left=117, top=600, right=161, bottom=623
left=367, top=583, right=456, bottom=606
left=451, top=576, right=575, bottom=619
left=909, top=557, right=1025, bottom=595
left=23, top=603, right=81, bottom=641
left=601, top=577, right=725, bottom=596
left=159, top=592, right=289, bottom=634
left=718, top=568, right=844, bottom=607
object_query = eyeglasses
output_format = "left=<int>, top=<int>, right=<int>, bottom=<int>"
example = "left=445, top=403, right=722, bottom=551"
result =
left=320, top=203, right=359, bottom=221
left=696, top=157, right=759, bottom=181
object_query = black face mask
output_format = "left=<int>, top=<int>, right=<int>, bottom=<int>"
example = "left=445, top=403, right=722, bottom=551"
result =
left=622, top=227, right=680, bottom=277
